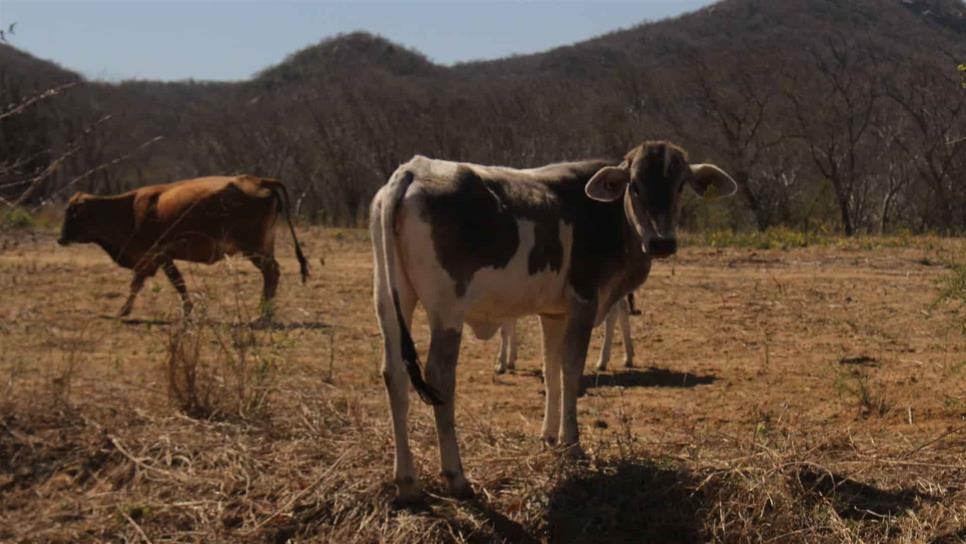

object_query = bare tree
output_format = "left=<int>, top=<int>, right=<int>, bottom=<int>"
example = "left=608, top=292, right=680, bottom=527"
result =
left=785, top=34, right=885, bottom=235
left=886, top=61, right=966, bottom=233
left=665, top=47, right=786, bottom=231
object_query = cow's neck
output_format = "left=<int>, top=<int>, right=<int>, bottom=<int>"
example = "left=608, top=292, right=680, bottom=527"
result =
left=601, top=191, right=653, bottom=312
left=87, top=195, right=137, bottom=263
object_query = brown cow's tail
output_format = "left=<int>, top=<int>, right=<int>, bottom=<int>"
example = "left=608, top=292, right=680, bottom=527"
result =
left=373, top=169, right=443, bottom=406
left=265, top=179, right=310, bottom=284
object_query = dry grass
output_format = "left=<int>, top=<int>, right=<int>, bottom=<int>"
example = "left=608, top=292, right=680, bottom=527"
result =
left=1, top=227, right=965, bottom=543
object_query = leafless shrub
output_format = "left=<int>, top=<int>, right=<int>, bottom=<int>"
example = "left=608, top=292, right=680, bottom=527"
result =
left=163, top=276, right=281, bottom=420
left=834, top=367, right=893, bottom=418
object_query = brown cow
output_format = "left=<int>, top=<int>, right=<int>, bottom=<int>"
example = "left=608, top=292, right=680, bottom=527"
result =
left=58, top=175, right=309, bottom=322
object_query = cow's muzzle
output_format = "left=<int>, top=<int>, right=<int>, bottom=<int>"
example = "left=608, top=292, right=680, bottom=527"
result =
left=56, top=236, right=69, bottom=246
left=646, top=238, right=677, bottom=258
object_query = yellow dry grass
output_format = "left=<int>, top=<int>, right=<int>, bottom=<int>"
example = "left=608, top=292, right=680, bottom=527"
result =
left=1, top=227, right=964, bottom=543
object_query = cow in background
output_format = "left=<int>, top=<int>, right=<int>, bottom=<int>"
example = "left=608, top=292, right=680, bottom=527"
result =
left=58, top=175, right=309, bottom=323
left=496, top=295, right=635, bottom=373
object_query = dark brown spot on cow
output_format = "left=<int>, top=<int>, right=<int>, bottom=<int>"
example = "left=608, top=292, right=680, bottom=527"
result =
left=419, top=169, right=519, bottom=297
left=419, top=167, right=583, bottom=296
left=528, top=219, right=563, bottom=275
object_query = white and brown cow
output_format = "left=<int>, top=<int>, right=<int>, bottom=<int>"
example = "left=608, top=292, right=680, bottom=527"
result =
left=370, top=141, right=736, bottom=502
left=496, top=295, right=634, bottom=374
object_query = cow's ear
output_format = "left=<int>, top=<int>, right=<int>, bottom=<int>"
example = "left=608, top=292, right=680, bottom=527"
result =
left=688, top=164, right=737, bottom=199
left=586, top=165, right=630, bottom=202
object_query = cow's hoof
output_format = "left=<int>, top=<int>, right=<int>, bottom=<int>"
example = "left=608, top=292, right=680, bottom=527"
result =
left=117, top=307, right=132, bottom=318
left=563, top=443, right=587, bottom=460
left=595, top=363, right=608, bottom=372
left=393, top=477, right=423, bottom=505
left=541, top=434, right=558, bottom=448
left=442, top=472, right=474, bottom=499
left=250, top=316, right=274, bottom=330
left=623, top=359, right=634, bottom=368
left=494, top=365, right=507, bottom=375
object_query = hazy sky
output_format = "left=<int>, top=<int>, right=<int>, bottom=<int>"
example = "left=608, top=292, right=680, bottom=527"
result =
left=1, top=1, right=714, bottom=82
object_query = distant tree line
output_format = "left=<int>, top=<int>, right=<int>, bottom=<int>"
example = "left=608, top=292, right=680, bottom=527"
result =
left=2, top=0, right=965, bottom=234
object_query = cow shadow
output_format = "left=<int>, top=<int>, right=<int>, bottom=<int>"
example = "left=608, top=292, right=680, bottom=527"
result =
left=107, top=315, right=330, bottom=331
left=272, top=485, right=540, bottom=544
left=795, top=466, right=940, bottom=520
left=930, top=527, right=966, bottom=544
left=109, top=316, right=173, bottom=326
left=256, top=321, right=331, bottom=331
left=547, top=459, right=703, bottom=544
left=441, top=497, right=541, bottom=544
left=583, top=366, right=717, bottom=390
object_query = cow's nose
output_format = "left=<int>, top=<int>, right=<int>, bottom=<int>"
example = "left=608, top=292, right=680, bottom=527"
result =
left=648, top=238, right=677, bottom=258
left=56, top=237, right=68, bottom=246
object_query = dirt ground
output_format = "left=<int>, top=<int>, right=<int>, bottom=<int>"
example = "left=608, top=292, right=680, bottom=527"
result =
left=1, top=227, right=964, bottom=543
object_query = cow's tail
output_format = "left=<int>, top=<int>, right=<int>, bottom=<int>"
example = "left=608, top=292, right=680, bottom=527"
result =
left=264, top=179, right=310, bottom=283
left=371, top=168, right=443, bottom=406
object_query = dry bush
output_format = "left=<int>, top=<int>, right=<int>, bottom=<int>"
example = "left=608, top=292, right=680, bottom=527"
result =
left=834, top=367, right=894, bottom=419
left=164, top=265, right=283, bottom=420
left=935, top=258, right=966, bottom=334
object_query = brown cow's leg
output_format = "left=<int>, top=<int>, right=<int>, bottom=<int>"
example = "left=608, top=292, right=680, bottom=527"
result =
left=118, top=273, right=147, bottom=317
left=161, top=260, right=193, bottom=317
left=249, top=254, right=279, bottom=325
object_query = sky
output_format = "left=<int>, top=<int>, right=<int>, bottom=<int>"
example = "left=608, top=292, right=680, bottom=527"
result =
left=0, top=0, right=714, bottom=82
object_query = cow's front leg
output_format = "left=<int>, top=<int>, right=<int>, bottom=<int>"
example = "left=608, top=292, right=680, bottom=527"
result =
left=496, top=320, right=518, bottom=374
left=539, top=315, right=566, bottom=445
left=119, top=272, right=148, bottom=317
left=424, top=321, right=471, bottom=498
left=618, top=297, right=634, bottom=368
left=161, top=259, right=193, bottom=317
left=560, top=303, right=595, bottom=456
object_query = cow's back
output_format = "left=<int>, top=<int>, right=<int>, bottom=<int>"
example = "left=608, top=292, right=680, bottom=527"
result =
left=137, top=176, right=277, bottom=263
left=150, top=176, right=270, bottom=221
left=391, top=156, right=614, bottom=333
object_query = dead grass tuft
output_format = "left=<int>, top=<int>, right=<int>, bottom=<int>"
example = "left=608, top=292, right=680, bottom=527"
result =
left=164, top=263, right=285, bottom=420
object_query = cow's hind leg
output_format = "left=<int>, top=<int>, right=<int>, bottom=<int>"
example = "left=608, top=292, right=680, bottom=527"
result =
left=424, top=318, right=471, bottom=498
left=161, top=259, right=193, bottom=317
left=372, top=251, right=421, bottom=502
left=248, top=253, right=280, bottom=326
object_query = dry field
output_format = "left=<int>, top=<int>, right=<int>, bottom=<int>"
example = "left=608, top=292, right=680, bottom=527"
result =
left=1, top=227, right=965, bottom=543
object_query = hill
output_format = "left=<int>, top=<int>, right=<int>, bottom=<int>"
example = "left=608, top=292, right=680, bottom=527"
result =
left=254, top=32, right=441, bottom=90
left=2, top=0, right=965, bottom=231
left=0, top=43, right=81, bottom=88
